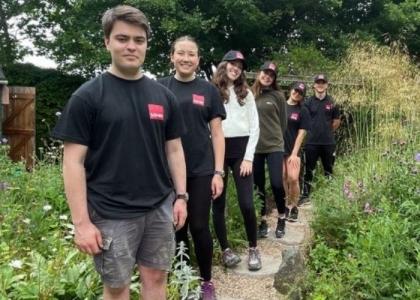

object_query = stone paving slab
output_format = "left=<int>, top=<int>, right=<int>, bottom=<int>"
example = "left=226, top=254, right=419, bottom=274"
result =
left=228, top=253, right=282, bottom=277
left=215, top=202, right=313, bottom=300
left=265, top=221, right=306, bottom=246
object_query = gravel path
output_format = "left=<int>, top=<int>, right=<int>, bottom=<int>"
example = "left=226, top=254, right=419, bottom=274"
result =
left=212, top=202, right=313, bottom=300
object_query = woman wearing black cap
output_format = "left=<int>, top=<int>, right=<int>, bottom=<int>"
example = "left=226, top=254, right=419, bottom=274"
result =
left=251, top=62, right=288, bottom=238
left=158, top=36, right=226, bottom=300
left=283, top=82, right=311, bottom=221
left=212, top=50, right=261, bottom=271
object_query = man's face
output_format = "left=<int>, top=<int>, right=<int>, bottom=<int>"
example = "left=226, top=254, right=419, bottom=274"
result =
left=105, top=21, right=147, bottom=75
left=314, top=80, right=328, bottom=94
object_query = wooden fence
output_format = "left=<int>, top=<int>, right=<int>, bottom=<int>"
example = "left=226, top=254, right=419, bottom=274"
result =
left=2, top=86, right=36, bottom=169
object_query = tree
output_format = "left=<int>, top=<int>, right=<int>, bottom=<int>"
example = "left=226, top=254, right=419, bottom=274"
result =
left=0, top=0, right=31, bottom=66
left=18, top=0, right=420, bottom=77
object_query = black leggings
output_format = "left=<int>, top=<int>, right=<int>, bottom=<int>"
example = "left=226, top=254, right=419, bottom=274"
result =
left=212, top=157, right=257, bottom=249
left=253, top=151, right=286, bottom=216
left=175, top=175, right=213, bottom=281
left=303, top=144, right=335, bottom=196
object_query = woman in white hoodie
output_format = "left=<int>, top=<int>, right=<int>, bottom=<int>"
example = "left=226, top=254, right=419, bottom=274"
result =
left=212, top=50, right=261, bottom=271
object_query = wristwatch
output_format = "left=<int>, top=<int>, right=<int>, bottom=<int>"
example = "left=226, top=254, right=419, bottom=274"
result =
left=214, top=170, right=225, bottom=178
left=176, top=193, right=189, bottom=202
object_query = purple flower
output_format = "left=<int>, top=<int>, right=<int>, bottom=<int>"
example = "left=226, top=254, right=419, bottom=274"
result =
left=343, top=181, right=355, bottom=201
left=415, top=153, right=420, bottom=162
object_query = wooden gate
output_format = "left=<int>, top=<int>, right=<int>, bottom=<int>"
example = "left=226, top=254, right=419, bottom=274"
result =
left=2, top=86, right=36, bottom=169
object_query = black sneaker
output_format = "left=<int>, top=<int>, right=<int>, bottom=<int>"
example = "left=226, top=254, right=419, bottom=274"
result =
left=257, top=220, right=268, bottom=238
left=298, top=195, right=310, bottom=207
left=275, top=218, right=286, bottom=238
left=288, top=206, right=298, bottom=222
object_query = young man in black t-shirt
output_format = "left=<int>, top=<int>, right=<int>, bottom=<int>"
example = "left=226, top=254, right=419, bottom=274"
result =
left=302, top=74, right=340, bottom=200
left=52, top=6, right=187, bottom=300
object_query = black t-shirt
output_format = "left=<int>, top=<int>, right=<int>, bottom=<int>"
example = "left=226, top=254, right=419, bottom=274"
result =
left=304, top=95, right=340, bottom=145
left=158, top=76, right=226, bottom=177
left=52, top=72, right=185, bottom=219
left=284, top=103, right=311, bottom=155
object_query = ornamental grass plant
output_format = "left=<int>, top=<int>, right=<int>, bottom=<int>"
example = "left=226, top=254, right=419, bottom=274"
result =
left=305, top=42, right=420, bottom=299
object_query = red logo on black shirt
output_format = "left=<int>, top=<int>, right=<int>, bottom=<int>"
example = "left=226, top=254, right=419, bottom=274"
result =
left=290, top=112, right=299, bottom=120
left=325, top=104, right=332, bottom=110
left=192, top=94, right=205, bottom=106
left=148, top=104, right=164, bottom=120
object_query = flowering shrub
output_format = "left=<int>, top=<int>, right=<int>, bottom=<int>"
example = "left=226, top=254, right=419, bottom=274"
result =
left=0, top=145, right=200, bottom=299
left=304, top=42, right=420, bottom=299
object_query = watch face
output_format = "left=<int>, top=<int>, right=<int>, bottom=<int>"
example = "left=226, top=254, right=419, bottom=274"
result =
left=215, top=170, right=225, bottom=177
left=176, top=193, right=189, bottom=201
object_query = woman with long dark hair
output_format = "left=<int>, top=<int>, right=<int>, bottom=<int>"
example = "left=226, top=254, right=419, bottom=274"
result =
left=212, top=50, right=261, bottom=271
left=251, top=62, right=288, bottom=238
left=158, top=36, right=226, bottom=300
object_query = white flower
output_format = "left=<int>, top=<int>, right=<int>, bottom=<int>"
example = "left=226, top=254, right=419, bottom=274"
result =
left=59, top=215, right=68, bottom=220
left=43, top=204, right=52, bottom=212
left=55, top=111, right=62, bottom=117
left=23, top=218, right=31, bottom=224
left=9, top=260, right=23, bottom=269
left=65, top=223, right=74, bottom=230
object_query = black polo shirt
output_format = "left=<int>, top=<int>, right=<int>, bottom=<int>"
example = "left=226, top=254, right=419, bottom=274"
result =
left=52, top=72, right=185, bottom=219
left=304, top=95, right=339, bottom=145
left=158, top=76, right=226, bottom=177
left=284, top=103, right=311, bottom=155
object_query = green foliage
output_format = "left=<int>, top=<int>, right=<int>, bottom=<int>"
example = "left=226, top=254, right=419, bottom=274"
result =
left=3, top=63, right=85, bottom=151
left=167, top=242, right=201, bottom=300
left=304, top=41, right=420, bottom=300
left=0, top=143, right=201, bottom=299
left=272, top=43, right=338, bottom=76
left=0, top=1, right=31, bottom=65
left=306, top=146, right=420, bottom=299
left=5, top=0, right=417, bottom=77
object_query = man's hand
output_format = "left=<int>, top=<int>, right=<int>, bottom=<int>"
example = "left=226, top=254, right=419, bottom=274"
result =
left=287, top=155, right=301, bottom=169
left=173, top=199, right=187, bottom=231
left=74, top=221, right=103, bottom=255
left=211, top=175, right=224, bottom=199
left=240, top=160, right=253, bottom=177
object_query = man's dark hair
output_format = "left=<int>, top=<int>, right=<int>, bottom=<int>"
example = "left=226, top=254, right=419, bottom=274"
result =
left=102, top=5, right=151, bottom=39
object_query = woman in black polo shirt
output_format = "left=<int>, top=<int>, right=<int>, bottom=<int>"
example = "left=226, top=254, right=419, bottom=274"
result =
left=158, top=36, right=226, bottom=300
left=283, top=82, right=311, bottom=221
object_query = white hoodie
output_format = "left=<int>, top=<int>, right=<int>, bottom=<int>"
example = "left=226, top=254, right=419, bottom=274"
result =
left=222, top=86, right=260, bottom=161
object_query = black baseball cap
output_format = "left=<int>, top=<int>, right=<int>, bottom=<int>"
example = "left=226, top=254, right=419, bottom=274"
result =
left=291, top=81, right=306, bottom=96
left=260, top=61, right=277, bottom=78
left=222, top=50, right=247, bottom=70
left=314, top=74, right=328, bottom=83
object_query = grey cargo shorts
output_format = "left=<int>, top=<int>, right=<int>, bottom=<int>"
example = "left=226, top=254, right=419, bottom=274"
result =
left=89, top=193, right=176, bottom=288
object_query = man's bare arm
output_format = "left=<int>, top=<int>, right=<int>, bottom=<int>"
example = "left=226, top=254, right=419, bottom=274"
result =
left=63, top=142, right=102, bottom=254
left=165, top=138, right=187, bottom=230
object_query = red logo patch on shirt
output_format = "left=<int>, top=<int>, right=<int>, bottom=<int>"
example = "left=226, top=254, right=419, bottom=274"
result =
left=192, top=94, right=205, bottom=106
left=148, top=104, right=164, bottom=120
left=290, top=112, right=299, bottom=120
left=325, top=104, right=332, bottom=110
